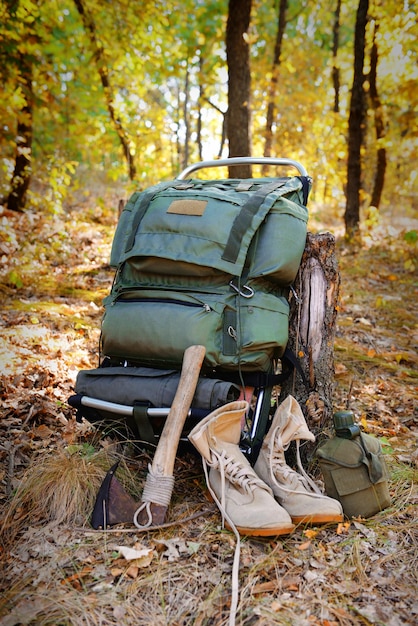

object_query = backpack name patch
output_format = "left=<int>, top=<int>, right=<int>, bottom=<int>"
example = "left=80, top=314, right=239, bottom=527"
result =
left=167, top=199, right=207, bottom=216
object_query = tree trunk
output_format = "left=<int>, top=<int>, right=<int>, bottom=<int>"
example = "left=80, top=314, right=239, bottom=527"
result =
left=280, top=232, right=340, bottom=450
left=344, top=0, right=369, bottom=239
left=175, top=82, right=181, bottom=169
left=73, top=0, right=136, bottom=181
left=182, top=65, right=190, bottom=170
left=262, top=0, right=288, bottom=174
left=332, top=0, right=341, bottom=114
left=197, top=57, right=204, bottom=161
left=226, top=0, right=252, bottom=178
left=369, top=23, right=386, bottom=209
left=7, top=51, right=33, bottom=213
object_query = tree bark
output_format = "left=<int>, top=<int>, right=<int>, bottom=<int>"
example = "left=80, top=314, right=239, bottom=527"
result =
left=197, top=57, right=204, bottom=162
left=226, top=0, right=252, bottom=178
left=182, top=65, right=190, bottom=170
left=7, top=51, right=33, bottom=213
left=280, top=232, right=340, bottom=446
left=73, top=0, right=136, bottom=180
left=332, top=0, right=341, bottom=114
left=262, top=0, right=288, bottom=174
left=369, top=23, right=386, bottom=209
left=344, top=0, right=369, bottom=239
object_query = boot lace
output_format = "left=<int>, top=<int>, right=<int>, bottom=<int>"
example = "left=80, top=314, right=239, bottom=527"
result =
left=200, top=449, right=267, bottom=626
left=208, top=449, right=271, bottom=499
left=268, top=429, right=322, bottom=495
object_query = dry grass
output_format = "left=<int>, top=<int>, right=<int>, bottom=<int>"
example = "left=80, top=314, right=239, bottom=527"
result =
left=0, top=444, right=144, bottom=544
left=0, top=444, right=416, bottom=626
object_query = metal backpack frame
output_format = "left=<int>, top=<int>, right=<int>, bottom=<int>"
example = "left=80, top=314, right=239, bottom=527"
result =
left=69, top=157, right=310, bottom=464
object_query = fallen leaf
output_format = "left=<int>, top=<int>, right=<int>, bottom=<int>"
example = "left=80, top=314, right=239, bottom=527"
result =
left=360, top=415, right=369, bottom=430
left=355, top=317, right=372, bottom=326
left=187, top=541, right=201, bottom=554
left=126, top=565, right=139, bottom=579
left=60, top=566, right=93, bottom=589
left=252, top=581, right=277, bottom=594
left=154, top=537, right=189, bottom=561
left=34, top=424, right=53, bottom=439
left=336, top=522, right=351, bottom=535
left=116, top=543, right=154, bottom=567
left=353, top=521, right=376, bottom=540
left=110, top=567, right=124, bottom=576
left=404, top=258, right=415, bottom=272
left=334, top=362, right=348, bottom=376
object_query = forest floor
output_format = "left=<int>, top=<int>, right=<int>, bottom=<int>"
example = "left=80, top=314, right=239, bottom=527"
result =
left=0, top=198, right=417, bottom=626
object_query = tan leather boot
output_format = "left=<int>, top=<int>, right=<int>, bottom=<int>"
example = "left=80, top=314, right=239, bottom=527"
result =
left=189, top=401, right=295, bottom=536
left=254, top=396, right=343, bottom=525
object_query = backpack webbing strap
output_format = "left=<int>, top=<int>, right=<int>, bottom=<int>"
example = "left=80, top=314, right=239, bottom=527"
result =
left=221, top=180, right=286, bottom=264
left=279, top=346, right=309, bottom=388
left=358, top=432, right=385, bottom=483
left=132, top=405, right=155, bottom=444
left=297, top=176, right=311, bottom=206
left=124, top=181, right=174, bottom=253
left=215, top=347, right=309, bottom=390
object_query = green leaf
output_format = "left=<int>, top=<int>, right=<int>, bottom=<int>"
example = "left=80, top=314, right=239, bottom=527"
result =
left=404, top=230, right=417, bottom=245
left=65, top=443, right=97, bottom=457
left=7, top=270, right=24, bottom=288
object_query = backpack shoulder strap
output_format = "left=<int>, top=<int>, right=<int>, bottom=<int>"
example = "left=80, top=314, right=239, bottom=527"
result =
left=221, top=180, right=286, bottom=263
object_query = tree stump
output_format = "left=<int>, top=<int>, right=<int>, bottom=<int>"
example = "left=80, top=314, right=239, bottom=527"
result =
left=280, top=232, right=340, bottom=459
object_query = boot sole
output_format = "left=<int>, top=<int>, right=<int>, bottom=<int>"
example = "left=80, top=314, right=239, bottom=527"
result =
left=291, top=513, right=344, bottom=525
left=226, top=522, right=295, bottom=537
left=205, top=491, right=295, bottom=537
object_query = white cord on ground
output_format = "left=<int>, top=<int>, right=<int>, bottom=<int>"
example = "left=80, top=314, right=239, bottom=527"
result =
left=202, top=458, right=240, bottom=626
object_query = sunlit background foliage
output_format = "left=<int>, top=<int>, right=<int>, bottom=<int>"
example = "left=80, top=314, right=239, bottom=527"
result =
left=0, top=0, right=416, bottom=219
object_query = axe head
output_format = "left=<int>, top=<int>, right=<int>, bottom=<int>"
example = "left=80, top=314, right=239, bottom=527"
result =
left=91, top=461, right=138, bottom=529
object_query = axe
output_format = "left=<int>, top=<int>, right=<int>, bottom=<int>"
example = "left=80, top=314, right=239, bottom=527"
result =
left=91, top=345, right=206, bottom=529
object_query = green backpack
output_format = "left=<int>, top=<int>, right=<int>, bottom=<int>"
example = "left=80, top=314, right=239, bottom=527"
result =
left=100, top=163, right=310, bottom=375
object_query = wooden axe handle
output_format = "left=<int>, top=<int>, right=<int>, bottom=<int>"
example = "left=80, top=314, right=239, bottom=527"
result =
left=151, top=344, right=206, bottom=476
left=134, top=344, right=206, bottom=527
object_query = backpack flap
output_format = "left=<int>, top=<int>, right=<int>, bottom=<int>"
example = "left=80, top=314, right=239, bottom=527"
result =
left=103, top=175, right=309, bottom=372
left=112, top=176, right=307, bottom=281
